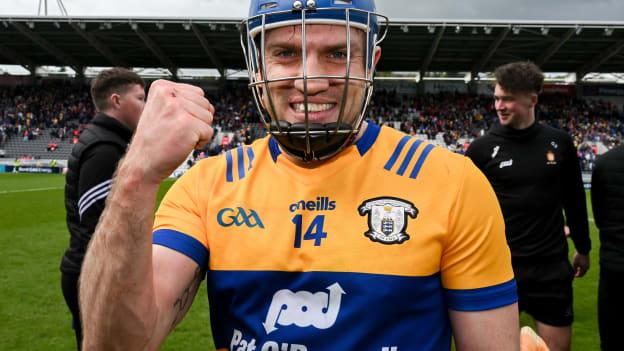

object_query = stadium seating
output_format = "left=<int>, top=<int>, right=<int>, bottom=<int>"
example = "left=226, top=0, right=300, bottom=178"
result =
left=1, top=129, right=73, bottom=159
left=1, top=82, right=622, bottom=168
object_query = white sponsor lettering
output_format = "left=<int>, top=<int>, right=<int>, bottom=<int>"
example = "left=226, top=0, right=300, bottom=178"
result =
left=230, top=329, right=307, bottom=351
left=260, top=341, right=307, bottom=351
left=499, top=159, right=513, bottom=169
left=263, top=283, right=345, bottom=334
left=230, top=329, right=257, bottom=351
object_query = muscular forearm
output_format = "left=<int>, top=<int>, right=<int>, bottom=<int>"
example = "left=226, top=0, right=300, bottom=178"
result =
left=79, top=155, right=162, bottom=350
left=78, top=80, right=215, bottom=350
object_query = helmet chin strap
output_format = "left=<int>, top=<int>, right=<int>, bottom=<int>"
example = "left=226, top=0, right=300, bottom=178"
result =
left=269, top=120, right=361, bottom=162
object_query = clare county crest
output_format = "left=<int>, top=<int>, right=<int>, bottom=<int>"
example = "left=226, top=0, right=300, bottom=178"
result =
left=358, top=197, right=418, bottom=245
left=546, top=151, right=557, bottom=165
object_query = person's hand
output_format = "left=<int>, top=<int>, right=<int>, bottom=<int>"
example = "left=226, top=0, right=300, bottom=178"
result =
left=126, top=80, right=215, bottom=185
left=520, top=326, right=549, bottom=351
left=572, top=252, right=590, bottom=278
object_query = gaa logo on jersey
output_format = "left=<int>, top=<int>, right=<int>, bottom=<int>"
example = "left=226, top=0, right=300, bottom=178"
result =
left=217, top=207, right=265, bottom=229
left=358, top=197, right=418, bottom=245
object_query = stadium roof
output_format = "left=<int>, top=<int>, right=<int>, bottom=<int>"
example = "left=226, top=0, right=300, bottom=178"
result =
left=0, top=16, right=623, bottom=79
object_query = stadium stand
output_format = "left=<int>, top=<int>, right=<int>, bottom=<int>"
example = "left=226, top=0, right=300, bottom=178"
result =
left=1, top=131, right=73, bottom=160
left=1, top=81, right=622, bottom=171
left=1, top=17, right=623, bottom=168
left=1, top=17, right=624, bottom=75
left=0, top=80, right=92, bottom=159
left=368, top=90, right=623, bottom=165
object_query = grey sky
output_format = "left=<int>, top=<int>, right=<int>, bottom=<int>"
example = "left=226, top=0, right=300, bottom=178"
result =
left=0, top=0, right=623, bottom=21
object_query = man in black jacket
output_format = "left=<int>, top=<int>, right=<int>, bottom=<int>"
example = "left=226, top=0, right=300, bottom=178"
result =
left=466, top=61, right=591, bottom=351
left=60, top=68, right=145, bottom=350
left=591, top=144, right=624, bottom=351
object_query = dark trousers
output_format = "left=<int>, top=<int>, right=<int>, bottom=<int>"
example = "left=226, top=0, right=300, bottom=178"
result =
left=61, top=272, right=82, bottom=351
left=599, top=267, right=624, bottom=351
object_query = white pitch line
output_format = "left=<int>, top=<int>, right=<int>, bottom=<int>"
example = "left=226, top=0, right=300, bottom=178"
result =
left=0, top=186, right=63, bottom=195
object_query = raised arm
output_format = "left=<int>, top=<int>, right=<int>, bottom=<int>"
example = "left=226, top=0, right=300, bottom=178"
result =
left=79, top=80, right=214, bottom=350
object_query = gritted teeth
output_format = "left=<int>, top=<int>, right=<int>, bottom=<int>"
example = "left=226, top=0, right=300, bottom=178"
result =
left=292, top=103, right=335, bottom=113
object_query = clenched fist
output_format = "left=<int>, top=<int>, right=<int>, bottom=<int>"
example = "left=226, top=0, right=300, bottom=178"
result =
left=125, top=80, right=215, bottom=185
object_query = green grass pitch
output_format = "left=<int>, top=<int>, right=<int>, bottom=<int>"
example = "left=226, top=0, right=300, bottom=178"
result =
left=0, top=173, right=601, bottom=350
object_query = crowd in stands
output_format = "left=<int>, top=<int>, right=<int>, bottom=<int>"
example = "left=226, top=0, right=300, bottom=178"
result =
left=370, top=90, right=623, bottom=146
left=1, top=81, right=622, bottom=171
left=369, top=90, right=493, bottom=152
left=539, top=95, right=623, bottom=170
left=0, top=80, right=93, bottom=150
left=368, top=90, right=623, bottom=170
left=202, top=88, right=265, bottom=156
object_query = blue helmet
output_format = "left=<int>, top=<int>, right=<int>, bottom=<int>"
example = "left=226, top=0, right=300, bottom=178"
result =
left=241, top=0, right=388, bottom=162
left=247, top=0, right=380, bottom=70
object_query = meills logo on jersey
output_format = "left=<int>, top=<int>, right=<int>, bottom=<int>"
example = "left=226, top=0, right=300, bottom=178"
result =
left=289, top=197, right=337, bottom=212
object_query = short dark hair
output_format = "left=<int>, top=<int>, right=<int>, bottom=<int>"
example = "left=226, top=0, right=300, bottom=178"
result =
left=90, top=68, right=145, bottom=111
left=494, top=61, right=544, bottom=95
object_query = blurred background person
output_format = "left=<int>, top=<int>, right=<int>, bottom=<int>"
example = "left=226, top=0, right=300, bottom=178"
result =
left=466, top=61, right=591, bottom=351
left=591, top=144, right=624, bottom=351
left=59, top=68, right=145, bottom=350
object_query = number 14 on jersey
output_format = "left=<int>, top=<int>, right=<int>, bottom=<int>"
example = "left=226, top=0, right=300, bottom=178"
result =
left=292, top=215, right=328, bottom=248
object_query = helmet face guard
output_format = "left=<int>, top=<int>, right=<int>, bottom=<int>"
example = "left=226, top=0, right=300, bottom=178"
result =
left=241, top=0, right=388, bottom=162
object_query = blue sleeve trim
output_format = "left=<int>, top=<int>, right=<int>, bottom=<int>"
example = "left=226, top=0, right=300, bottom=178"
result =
left=445, top=279, right=518, bottom=312
left=153, top=229, right=209, bottom=271
left=397, top=139, right=423, bottom=176
left=355, top=120, right=381, bottom=156
left=225, top=150, right=234, bottom=183
left=384, top=135, right=411, bottom=171
left=237, top=146, right=245, bottom=180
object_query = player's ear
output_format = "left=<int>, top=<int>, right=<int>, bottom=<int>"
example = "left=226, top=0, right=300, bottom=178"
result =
left=529, top=93, right=538, bottom=107
left=372, top=46, right=382, bottom=69
left=110, top=93, right=121, bottom=110
left=254, top=71, right=263, bottom=84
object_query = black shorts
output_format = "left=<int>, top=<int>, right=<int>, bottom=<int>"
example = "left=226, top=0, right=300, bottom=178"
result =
left=513, top=259, right=574, bottom=327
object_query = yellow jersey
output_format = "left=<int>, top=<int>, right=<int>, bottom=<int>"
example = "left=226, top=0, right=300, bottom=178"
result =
left=154, top=121, right=516, bottom=351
